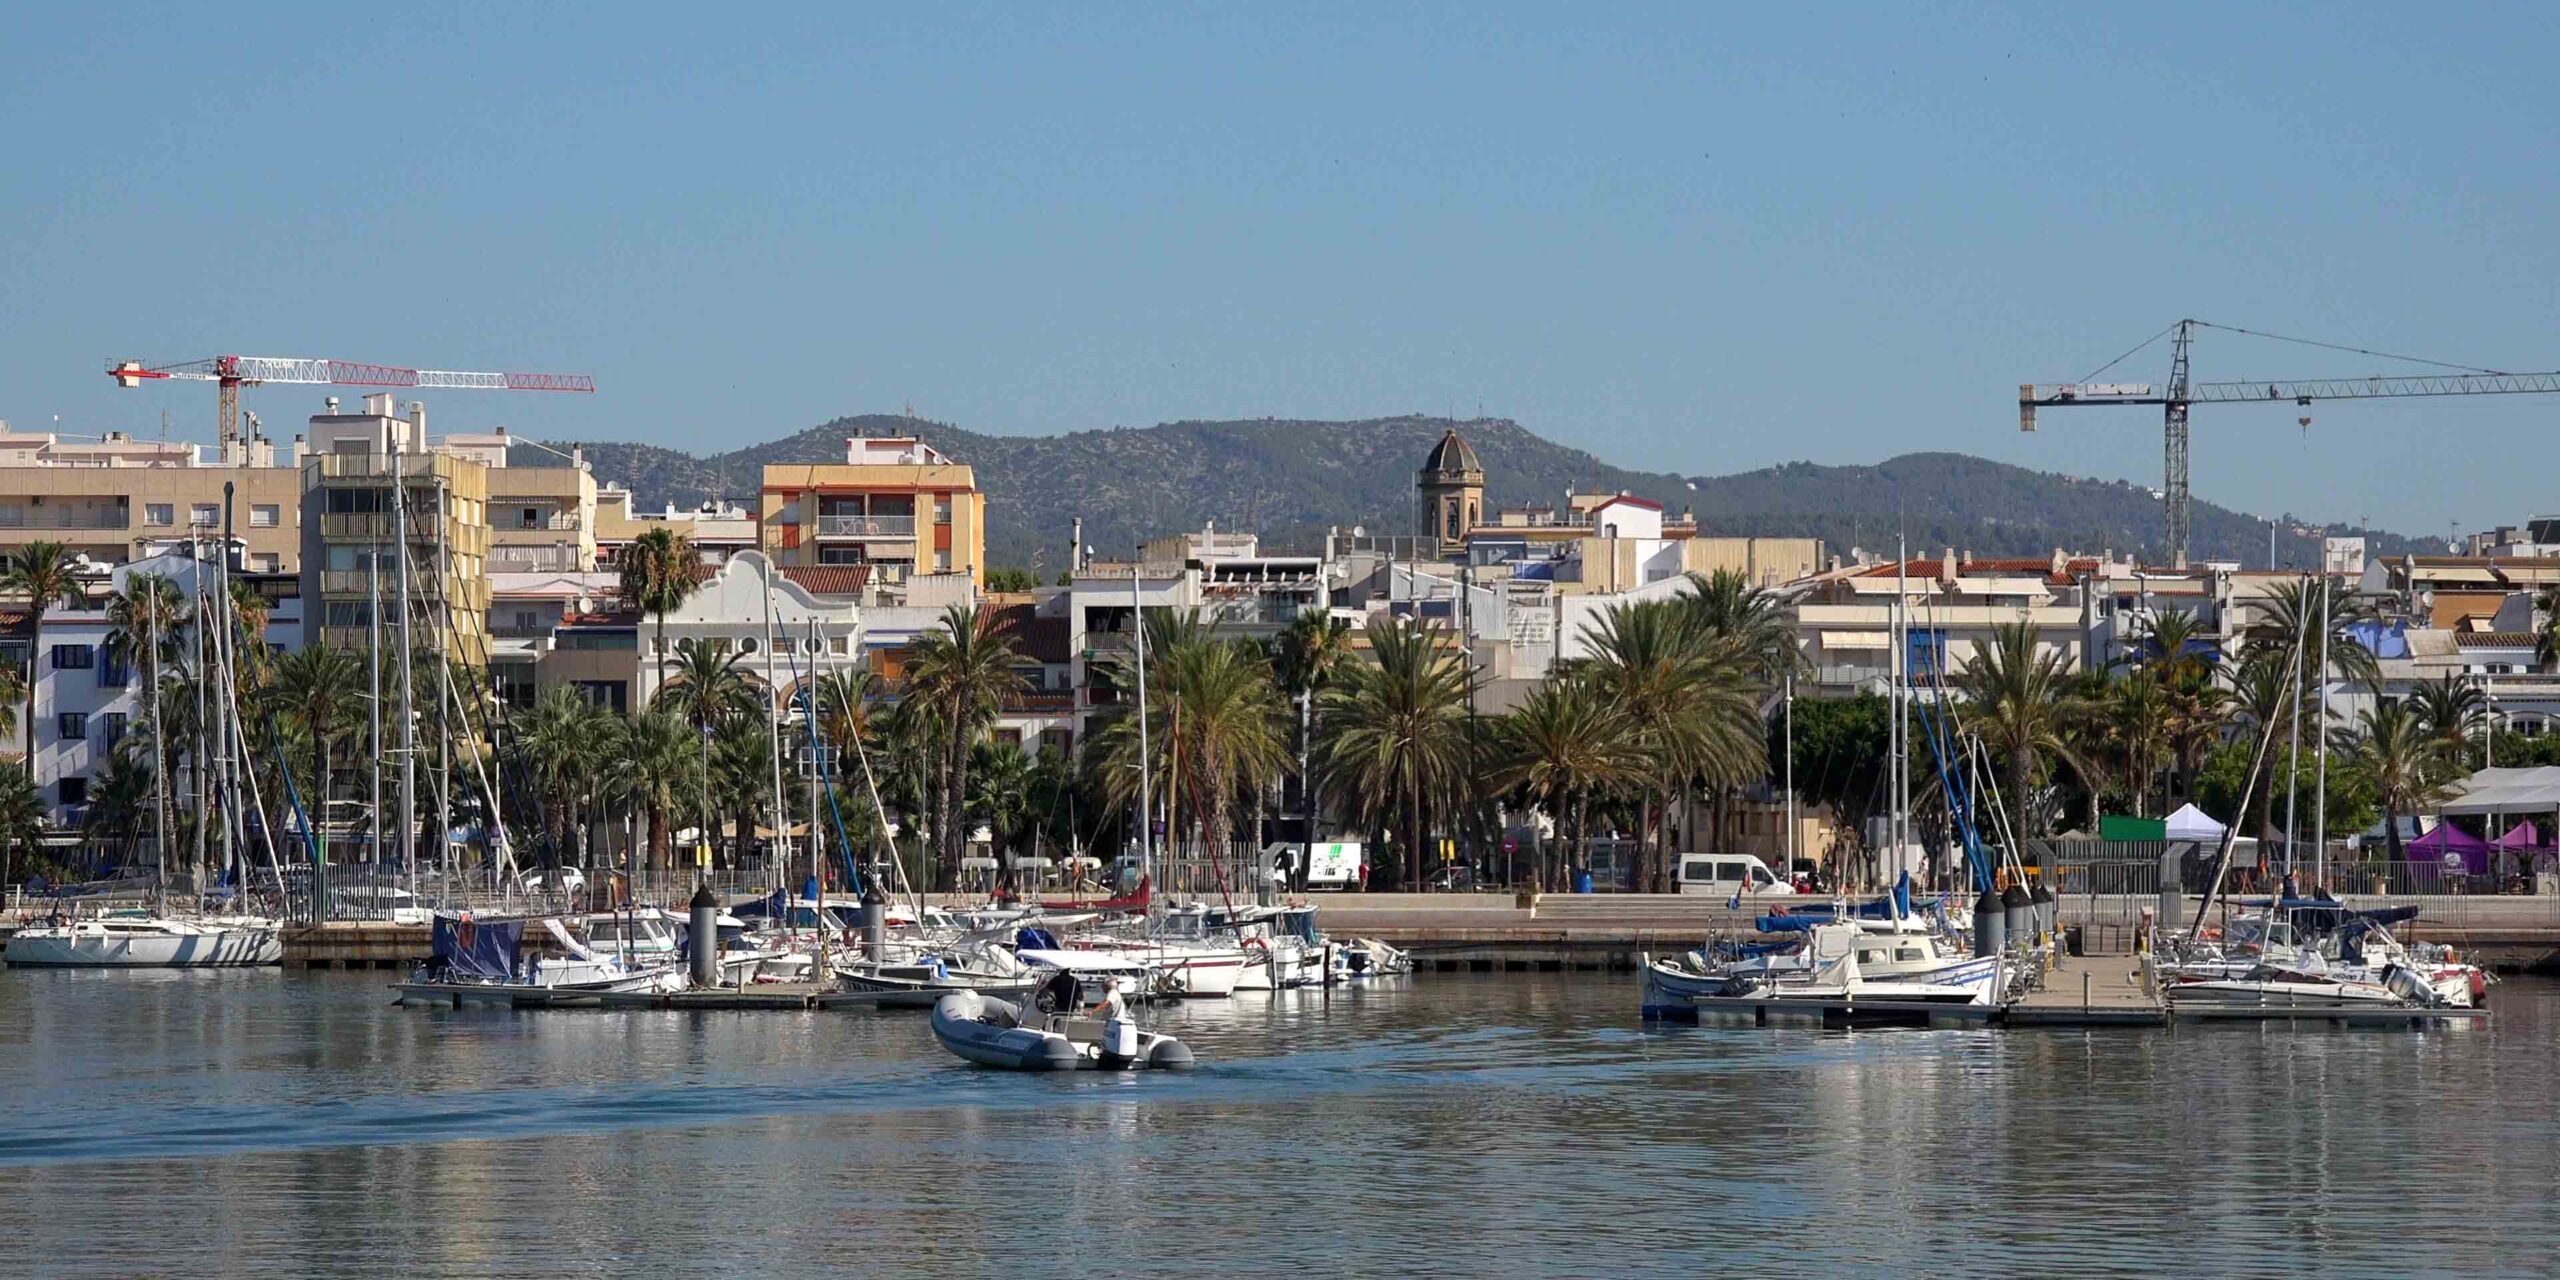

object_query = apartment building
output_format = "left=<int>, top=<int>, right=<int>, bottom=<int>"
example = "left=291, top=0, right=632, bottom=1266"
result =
left=1793, top=549, right=2099, bottom=696
left=595, top=487, right=758, bottom=569
left=297, top=397, right=492, bottom=664
left=0, top=420, right=304, bottom=572
left=760, top=435, right=986, bottom=587
left=447, top=428, right=602, bottom=575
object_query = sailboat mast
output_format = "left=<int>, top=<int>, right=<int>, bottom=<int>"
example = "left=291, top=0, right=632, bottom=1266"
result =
left=188, top=547, right=209, bottom=894
left=145, top=583, right=169, bottom=911
left=435, top=476, right=453, bottom=896
left=2314, top=571, right=2331, bottom=889
left=1133, top=562, right=1153, bottom=900
left=369, top=546, right=383, bottom=872
left=762, top=558, right=790, bottom=881
left=395, top=439, right=416, bottom=886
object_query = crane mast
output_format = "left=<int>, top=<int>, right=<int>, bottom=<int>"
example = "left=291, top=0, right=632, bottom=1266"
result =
left=108, top=354, right=595, bottom=452
left=2021, top=319, right=2560, bottom=565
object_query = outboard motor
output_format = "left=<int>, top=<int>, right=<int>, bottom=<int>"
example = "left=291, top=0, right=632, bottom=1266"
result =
left=1101, top=1017, right=1141, bottom=1063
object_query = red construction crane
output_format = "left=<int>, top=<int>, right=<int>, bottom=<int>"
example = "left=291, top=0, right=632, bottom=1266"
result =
left=107, top=354, right=596, bottom=451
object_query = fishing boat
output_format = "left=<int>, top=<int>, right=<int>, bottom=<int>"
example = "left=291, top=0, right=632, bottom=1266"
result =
left=3, top=909, right=282, bottom=968
left=930, top=954, right=1193, bottom=1071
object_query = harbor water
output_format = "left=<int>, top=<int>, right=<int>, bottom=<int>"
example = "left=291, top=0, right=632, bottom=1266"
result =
left=3, top=969, right=2556, bottom=1278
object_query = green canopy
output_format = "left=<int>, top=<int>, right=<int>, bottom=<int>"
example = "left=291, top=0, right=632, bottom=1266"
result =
left=2099, top=815, right=2166, bottom=842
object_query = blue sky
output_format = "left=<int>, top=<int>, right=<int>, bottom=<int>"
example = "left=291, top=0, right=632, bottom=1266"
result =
left=4, top=2, right=2554, bottom=536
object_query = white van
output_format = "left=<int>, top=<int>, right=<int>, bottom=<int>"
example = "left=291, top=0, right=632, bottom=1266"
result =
left=1674, top=853, right=1795, bottom=897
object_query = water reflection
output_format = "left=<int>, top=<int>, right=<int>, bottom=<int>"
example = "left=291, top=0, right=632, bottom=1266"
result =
left=0, top=968, right=2554, bottom=1277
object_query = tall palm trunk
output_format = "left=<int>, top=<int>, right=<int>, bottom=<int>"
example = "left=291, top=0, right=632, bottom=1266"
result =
left=23, top=615, right=41, bottom=777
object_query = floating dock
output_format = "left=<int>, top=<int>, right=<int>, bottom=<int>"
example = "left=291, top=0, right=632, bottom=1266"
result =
left=1648, top=957, right=2489, bottom=1030
left=389, top=981, right=948, bottom=1011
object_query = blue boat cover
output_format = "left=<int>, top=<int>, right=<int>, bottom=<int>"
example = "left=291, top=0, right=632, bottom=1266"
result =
left=431, top=914, right=523, bottom=981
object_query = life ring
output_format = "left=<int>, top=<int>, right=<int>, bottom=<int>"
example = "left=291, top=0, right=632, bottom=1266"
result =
left=1241, top=936, right=1271, bottom=956
left=2198, top=927, right=2223, bottom=941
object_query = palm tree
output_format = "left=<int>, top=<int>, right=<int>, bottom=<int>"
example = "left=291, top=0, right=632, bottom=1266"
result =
left=1682, top=568, right=1799, bottom=676
left=2098, top=670, right=2171, bottom=816
left=105, top=574, right=185, bottom=673
left=709, top=717, right=774, bottom=869
left=1090, top=630, right=1290, bottom=851
left=1483, top=677, right=1645, bottom=889
left=968, top=739, right=1036, bottom=876
left=82, top=750, right=155, bottom=873
left=2343, top=702, right=2461, bottom=864
left=903, top=603, right=1024, bottom=884
left=0, top=762, right=44, bottom=888
left=517, top=688, right=617, bottom=873
left=618, top=526, right=699, bottom=691
left=2130, top=605, right=2215, bottom=679
left=1954, top=620, right=2092, bottom=840
left=812, top=668, right=878, bottom=767
left=2409, top=674, right=2485, bottom=744
left=268, top=647, right=364, bottom=848
left=614, top=711, right=700, bottom=879
left=1315, top=617, right=1472, bottom=892
left=1573, top=599, right=1766, bottom=891
left=655, top=637, right=758, bottom=856
left=2249, top=577, right=2380, bottom=692
left=5, top=541, right=90, bottom=772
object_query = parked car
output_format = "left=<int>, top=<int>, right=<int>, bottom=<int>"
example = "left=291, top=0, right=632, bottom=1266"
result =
left=1672, top=853, right=1796, bottom=897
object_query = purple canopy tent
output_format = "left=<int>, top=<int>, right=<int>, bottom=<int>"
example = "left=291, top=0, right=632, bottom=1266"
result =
left=2407, top=823, right=2491, bottom=875
left=2493, top=821, right=2550, bottom=851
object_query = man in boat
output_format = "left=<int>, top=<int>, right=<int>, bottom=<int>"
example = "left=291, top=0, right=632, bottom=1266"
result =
left=1090, top=975, right=1130, bottom=1022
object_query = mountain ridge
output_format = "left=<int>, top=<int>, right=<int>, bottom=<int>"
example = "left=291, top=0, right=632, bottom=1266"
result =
left=528, top=415, right=2429, bottom=573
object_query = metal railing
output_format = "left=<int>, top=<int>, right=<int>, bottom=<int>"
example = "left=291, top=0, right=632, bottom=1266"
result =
left=0, top=508, right=127, bottom=530
left=815, top=514, right=917, bottom=538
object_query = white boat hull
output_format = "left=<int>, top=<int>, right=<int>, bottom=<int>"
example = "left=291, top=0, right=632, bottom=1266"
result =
left=4, top=926, right=282, bottom=968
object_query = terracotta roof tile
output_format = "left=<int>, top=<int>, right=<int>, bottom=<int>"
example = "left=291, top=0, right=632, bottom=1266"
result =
left=781, top=565, right=873, bottom=596
left=2452, top=631, right=2538, bottom=648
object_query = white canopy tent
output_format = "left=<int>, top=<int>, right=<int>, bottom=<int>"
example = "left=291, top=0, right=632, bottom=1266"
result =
left=2164, top=804, right=2226, bottom=842
left=2437, top=766, right=2560, bottom=817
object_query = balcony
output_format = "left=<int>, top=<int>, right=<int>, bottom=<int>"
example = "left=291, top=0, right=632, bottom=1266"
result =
left=815, top=514, right=917, bottom=539
left=306, top=452, right=465, bottom=482
left=501, top=511, right=583, bottom=533
left=0, top=508, right=127, bottom=530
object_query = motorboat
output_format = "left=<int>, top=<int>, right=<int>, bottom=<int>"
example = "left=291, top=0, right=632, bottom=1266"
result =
left=3, top=910, right=282, bottom=968
left=1686, top=920, right=2003, bottom=1009
left=2163, top=960, right=2437, bottom=1010
left=1645, top=899, right=1987, bottom=1007
left=394, top=914, right=687, bottom=1007
left=929, top=953, right=1194, bottom=1071
left=836, top=935, right=1043, bottom=1008
left=2162, top=901, right=2489, bottom=1008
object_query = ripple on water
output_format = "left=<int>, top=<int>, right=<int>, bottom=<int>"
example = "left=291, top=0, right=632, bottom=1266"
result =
left=0, top=970, right=2556, bottom=1278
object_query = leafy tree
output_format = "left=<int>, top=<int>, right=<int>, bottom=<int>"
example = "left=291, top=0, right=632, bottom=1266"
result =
left=2341, top=702, right=2462, bottom=864
left=1954, top=620, right=2092, bottom=838
left=982, top=567, right=1038, bottom=593
left=903, top=603, right=1024, bottom=885
left=1314, top=617, right=1472, bottom=891
left=5, top=541, right=89, bottom=770
left=1484, top=676, right=1644, bottom=889
left=0, top=762, right=44, bottom=886
left=618, top=526, right=698, bottom=690
left=268, top=646, right=365, bottom=843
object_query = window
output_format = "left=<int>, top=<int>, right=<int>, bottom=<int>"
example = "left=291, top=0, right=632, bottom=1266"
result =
left=934, top=548, right=952, bottom=572
left=511, top=610, right=539, bottom=634
left=98, top=649, right=130, bottom=688
left=99, top=713, right=127, bottom=749
left=50, top=644, right=94, bottom=671
left=520, top=507, right=541, bottom=529
left=250, top=504, right=279, bottom=528
left=56, top=712, right=86, bottom=741
left=818, top=546, right=867, bottom=566
left=57, top=778, right=86, bottom=808
left=572, top=680, right=628, bottom=713
left=144, top=503, right=174, bottom=527
left=190, top=503, right=220, bottom=528
left=556, top=630, right=637, bottom=651
left=934, top=496, right=953, bottom=525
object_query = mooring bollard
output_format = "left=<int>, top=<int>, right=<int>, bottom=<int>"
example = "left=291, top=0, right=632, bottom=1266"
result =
left=689, top=881, right=721, bottom=988
left=2082, top=970, right=2091, bottom=1013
